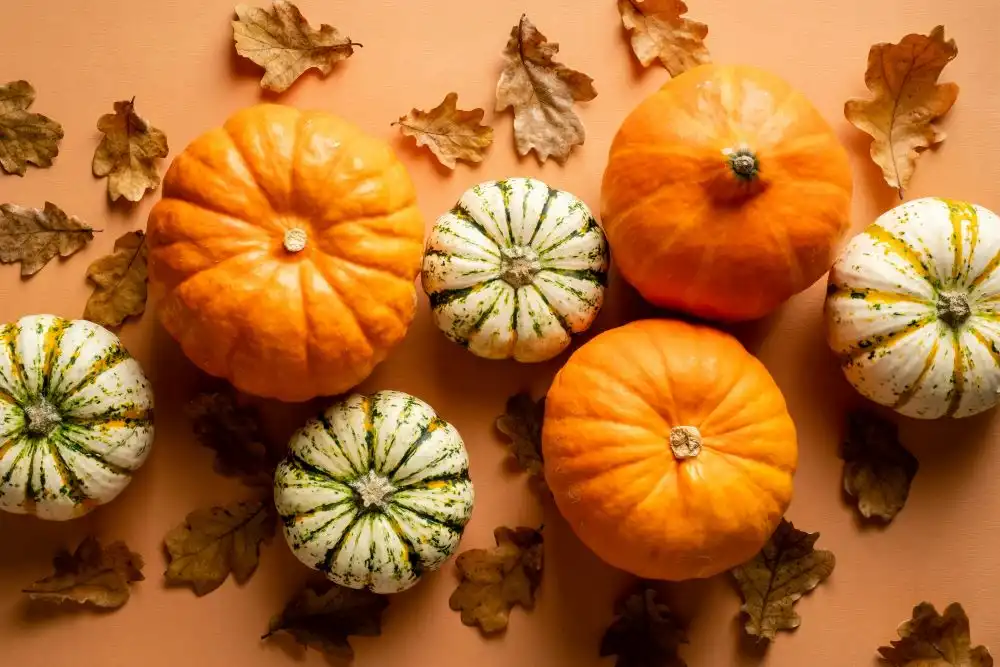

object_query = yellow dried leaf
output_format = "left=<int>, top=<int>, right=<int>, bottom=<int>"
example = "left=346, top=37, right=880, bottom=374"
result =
left=83, top=230, right=148, bottom=329
left=0, top=202, right=95, bottom=276
left=394, top=93, right=493, bottom=169
left=92, top=99, right=169, bottom=202
left=24, top=536, right=144, bottom=609
left=617, top=0, right=710, bottom=76
left=845, top=26, right=959, bottom=196
left=0, top=80, right=63, bottom=176
left=233, top=0, right=360, bottom=93
left=878, top=602, right=993, bottom=667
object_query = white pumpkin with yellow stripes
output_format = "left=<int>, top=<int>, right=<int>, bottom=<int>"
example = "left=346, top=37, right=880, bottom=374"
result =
left=422, top=177, right=609, bottom=362
left=274, top=390, right=474, bottom=593
left=0, top=315, right=154, bottom=520
left=826, top=198, right=1000, bottom=419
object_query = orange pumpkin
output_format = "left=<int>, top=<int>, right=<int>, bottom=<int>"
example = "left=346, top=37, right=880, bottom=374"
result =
left=542, top=319, right=797, bottom=580
left=147, top=104, right=423, bottom=402
left=601, top=64, right=853, bottom=321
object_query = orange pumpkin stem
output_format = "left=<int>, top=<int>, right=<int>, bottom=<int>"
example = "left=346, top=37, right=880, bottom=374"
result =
left=727, top=148, right=760, bottom=182
left=669, top=425, right=702, bottom=460
left=283, top=228, right=308, bottom=253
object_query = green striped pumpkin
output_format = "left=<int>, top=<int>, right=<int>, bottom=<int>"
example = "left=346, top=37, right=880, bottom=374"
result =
left=0, top=315, right=154, bottom=520
left=826, top=197, right=1000, bottom=419
left=422, top=177, right=609, bottom=362
left=274, top=390, right=474, bottom=593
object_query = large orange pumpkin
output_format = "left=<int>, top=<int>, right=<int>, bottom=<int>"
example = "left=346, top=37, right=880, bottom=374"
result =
left=147, top=104, right=423, bottom=401
left=601, top=64, right=853, bottom=321
left=542, top=319, right=797, bottom=580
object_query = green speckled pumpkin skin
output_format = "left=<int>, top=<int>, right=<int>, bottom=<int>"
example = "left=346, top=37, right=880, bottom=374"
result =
left=0, top=315, right=154, bottom=520
left=274, top=390, right=474, bottom=594
left=422, top=177, right=609, bottom=362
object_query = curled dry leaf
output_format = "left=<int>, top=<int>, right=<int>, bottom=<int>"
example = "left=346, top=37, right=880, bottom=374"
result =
left=187, top=389, right=276, bottom=487
left=617, top=0, right=710, bottom=76
left=83, top=230, right=148, bottom=329
left=842, top=410, right=919, bottom=523
left=449, top=526, right=543, bottom=635
left=24, top=536, right=144, bottom=609
left=0, top=80, right=63, bottom=176
left=233, top=0, right=360, bottom=93
left=163, top=499, right=276, bottom=596
left=600, top=587, right=688, bottom=667
left=393, top=92, right=493, bottom=169
left=0, top=202, right=95, bottom=276
left=730, top=519, right=836, bottom=641
left=92, top=99, right=169, bottom=202
left=496, top=14, right=597, bottom=164
left=878, top=602, right=993, bottom=667
left=845, top=26, right=959, bottom=196
left=495, top=392, right=547, bottom=491
left=263, top=581, right=389, bottom=658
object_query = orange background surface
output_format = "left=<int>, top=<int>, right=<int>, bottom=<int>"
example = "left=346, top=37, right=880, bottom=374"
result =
left=1, top=0, right=999, bottom=665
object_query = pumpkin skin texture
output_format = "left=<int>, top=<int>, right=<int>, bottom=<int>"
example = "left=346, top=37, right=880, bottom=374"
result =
left=0, top=315, right=154, bottom=521
left=542, top=319, right=797, bottom=581
left=274, top=390, right=474, bottom=594
left=147, top=104, right=423, bottom=402
left=826, top=198, right=1000, bottom=419
left=422, top=178, right=609, bottom=362
left=600, top=64, right=853, bottom=322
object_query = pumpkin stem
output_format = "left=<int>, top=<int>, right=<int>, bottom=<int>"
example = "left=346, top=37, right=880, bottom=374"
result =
left=669, top=425, right=702, bottom=460
left=350, top=470, right=397, bottom=509
left=283, top=228, right=308, bottom=253
left=727, top=148, right=760, bottom=181
left=937, top=291, right=972, bottom=328
left=499, top=246, right=541, bottom=288
left=23, top=398, right=61, bottom=436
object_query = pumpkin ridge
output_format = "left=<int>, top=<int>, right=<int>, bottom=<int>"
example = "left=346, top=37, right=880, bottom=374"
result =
left=1, top=324, right=28, bottom=401
left=174, top=146, right=281, bottom=232
left=843, top=315, right=935, bottom=363
left=452, top=203, right=504, bottom=249
left=38, top=318, right=71, bottom=397
left=382, top=418, right=445, bottom=481
left=289, top=504, right=357, bottom=546
left=436, top=219, right=502, bottom=260
left=222, top=121, right=289, bottom=215
left=318, top=511, right=361, bottom=574
left=892, top=337, right=942, bottom=410
left=0, top=439, right=30, bottom=492
left=49, top=432, right=131, bottom=477
left=944, top=331, right=966, bottom=417
left=527, top=283, right=571, bottom=334
left=389, top=501, right=466, bottom=533
left=53, top=344, right=131, bottom=407
left=866, top=223, right=940, bottom=288
left=969, top=327, right=1000, bottom=369
left=381, top=512, right=424, bottom=580
left=43, top=436, right=88, bottom=504
left=305, top=255, right=379, bottom=347
left=526, top=185, right=559, bottom=247
left=827, top=286, right=930, bottom=306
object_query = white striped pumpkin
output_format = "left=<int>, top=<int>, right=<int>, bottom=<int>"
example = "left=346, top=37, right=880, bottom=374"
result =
left=274, top=390, right=474, bottom=593
left=422, top=178, right=609, bottom=362
left=0, top=315, right=154, bottom=520
left=826, top=197, right=1000, bottom=419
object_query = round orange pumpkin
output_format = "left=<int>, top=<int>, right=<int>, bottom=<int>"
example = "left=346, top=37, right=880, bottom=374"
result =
left=600, top=64, right=853, bottom=322
left=542, top=319, right=797, bottom=580
left=147, top=104, right=423, bottom=402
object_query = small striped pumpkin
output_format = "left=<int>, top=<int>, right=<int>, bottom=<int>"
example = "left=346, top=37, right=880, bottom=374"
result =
left=0, top=315, right=154, bottom=520
left=422, top=178, right=609, bottom=362
left=826, top=197, right=1000, bottom=419
left=274, top=390, right=474, bottom=593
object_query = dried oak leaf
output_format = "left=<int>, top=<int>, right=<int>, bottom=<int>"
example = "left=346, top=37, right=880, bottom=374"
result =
left=449, top=526, right=543, bottom=635
left=730, top=519, right=836, bottom=641
left=393, top=93, right=493, bottom=169
left=878, top=602, right=993, bottom=667
left=0, top=80, right=63, bottom=176
left=0, top=202, right=95, bottom=276
left=495, top=392, right=547, bottom=489
left=845, top=26, right=959, bottom=196
left=233, top=0, right=360, bottom=94
left=264, top=581, right=389, bottom=658
left=24, top=536, right=144, bottom=609
left=92, top=99, right=169, bottom=202
left=187, top=389, right=275, bottom=487
left=617, top=0, right=710, bottom=76
left=600, top=587, right=688, bottom=667
left=496, top=14, right=597, bottom=164
left=83, top=230, right=148, bottom=329
left=842, top=410, right=919, bottom=523
left=163, top=499, right=276, bottom=596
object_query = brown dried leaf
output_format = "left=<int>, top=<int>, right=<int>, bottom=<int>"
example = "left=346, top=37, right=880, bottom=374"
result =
left=496, top=14, right=597, bottom=164
left=842, top=410, right=919, bottom=523
left=263, top=581, right=389, bottom=658
left=600, top=587, right=688, bottom=667
left=394, top=93, right=493, bottom=169
left=0, top=202, right=95, bottom=276
left=0, top=80, right=63, bottom=176
left=83, top=230, right=148, bottom=328
left=878, top=602, right=993, bottom=667
left=163, top=499, right=276, bottom=596
left=187, top=389, right=276, bottom=487
left=92, top=99, right=169, bottom=202
left=730, top=519, right=835, bottom=641
left=617, top=0, right=710, bottom=76
left=495, top=392, right=547, bottom=490
left=845, top=26, right=959, bottom=196
left=233, top=0, right=360, bottom=93
left=449, top=526, right=543, bottom=635
left=24, top=536, right=144, bottom=609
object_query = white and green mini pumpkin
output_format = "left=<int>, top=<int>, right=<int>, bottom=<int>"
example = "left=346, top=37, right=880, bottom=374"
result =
left=0, top=315, right=154, bottom=520
left=826, top=197, right=1000, bottom=419
left=422, top=177, right=609, bottom=362
left=274, top=390, right=474, bottom=594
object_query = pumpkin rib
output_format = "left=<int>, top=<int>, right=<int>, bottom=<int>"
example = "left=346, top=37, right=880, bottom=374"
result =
left=945, top=332, right=966, bottom=417
left=302, top=255, right=378, bottom=348
left=568, top=362, right=672, bottom=435
left=891, top=337, right=941, bottom=410
left=223, top=110, right=297, bottom=213
left=867, top=223, right=940, bottom=287
left=843, top=316, right=935, bottom=363
left=526, top=185, right=559, bottom=246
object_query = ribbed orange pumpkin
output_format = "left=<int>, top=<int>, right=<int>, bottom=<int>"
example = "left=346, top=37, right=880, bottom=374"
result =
left=601, top=64, right=853, bottom=321
left=147, top=104, right=423, bottom=402
left=542, top=319, right=797, bottom=580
